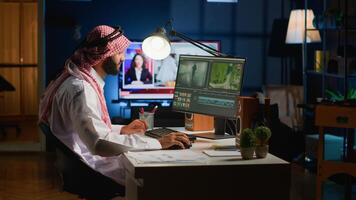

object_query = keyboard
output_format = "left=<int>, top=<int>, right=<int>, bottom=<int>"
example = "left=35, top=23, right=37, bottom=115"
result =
left=145, top=128, right=196, bottom=142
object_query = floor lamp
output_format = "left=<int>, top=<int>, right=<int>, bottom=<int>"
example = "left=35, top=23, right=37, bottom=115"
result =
left=285, top=9, right=321, bottom=99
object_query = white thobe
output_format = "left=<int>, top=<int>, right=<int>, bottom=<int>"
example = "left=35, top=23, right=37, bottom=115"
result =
left=47, top=68, right=161, bottom=185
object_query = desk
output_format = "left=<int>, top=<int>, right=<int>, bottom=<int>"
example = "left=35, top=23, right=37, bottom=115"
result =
left=123, top=128, right=290, bottom=200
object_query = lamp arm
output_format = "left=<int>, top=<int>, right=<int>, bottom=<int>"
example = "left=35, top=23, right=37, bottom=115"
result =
left=170, top=30, right=228, bottom=57
left=171, top=30, right=219, bottom=56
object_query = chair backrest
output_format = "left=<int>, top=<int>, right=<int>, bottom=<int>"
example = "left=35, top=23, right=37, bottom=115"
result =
left=39, top=122, right=81, bottom=160
left=38, top=122, right=126, bottom=199
left=263, top=85, right=304, bottom=129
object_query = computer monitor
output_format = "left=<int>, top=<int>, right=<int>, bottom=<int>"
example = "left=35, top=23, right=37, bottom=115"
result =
left=172, top=55, right=246, bottom=139
left=119, top=41, right=220, bottom=100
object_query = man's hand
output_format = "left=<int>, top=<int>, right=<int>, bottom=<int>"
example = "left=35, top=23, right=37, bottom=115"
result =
left=120, top=119, right=147, bottom=135
left=158, top=132, right=191, bottom=149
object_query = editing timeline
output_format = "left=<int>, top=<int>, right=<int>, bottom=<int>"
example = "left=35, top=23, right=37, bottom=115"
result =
left=173, top=91, right=192, bottom=109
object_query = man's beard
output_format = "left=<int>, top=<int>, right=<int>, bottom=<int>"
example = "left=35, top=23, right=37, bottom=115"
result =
left=103, top=57, right=120, bottom=75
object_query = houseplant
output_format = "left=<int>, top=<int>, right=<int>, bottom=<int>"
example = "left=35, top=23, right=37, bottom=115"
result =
left=254, top=126, right=272, bottom=158
left=240, top=128, right=256, bottom=160
left=325, top=89, right=356, bottom=101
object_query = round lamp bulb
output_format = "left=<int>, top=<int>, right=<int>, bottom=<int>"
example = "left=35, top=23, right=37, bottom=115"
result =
left=151, top=37, right=164, bottom=50
left=142, top=35, right=171, bottom=60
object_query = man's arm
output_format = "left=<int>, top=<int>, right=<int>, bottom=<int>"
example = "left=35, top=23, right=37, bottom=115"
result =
left=67, top=85, right=161, bottom=156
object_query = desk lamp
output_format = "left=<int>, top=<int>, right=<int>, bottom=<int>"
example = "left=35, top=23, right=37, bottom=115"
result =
left=142, top=20, right=230, bottom=60
left=142, top=20, right=241, bottom=139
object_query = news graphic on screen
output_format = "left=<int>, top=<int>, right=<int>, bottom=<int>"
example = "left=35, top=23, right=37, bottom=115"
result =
left=122, top=42, right=154, bottom=88
left=119, top=41, right=219, bottom=99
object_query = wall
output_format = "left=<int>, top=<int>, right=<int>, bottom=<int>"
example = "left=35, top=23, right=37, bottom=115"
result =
left=45, top=0, right=291, bottom=118
left=45, top=0, right=171, bottom=117
left=170, top=0, right=292, bottom=88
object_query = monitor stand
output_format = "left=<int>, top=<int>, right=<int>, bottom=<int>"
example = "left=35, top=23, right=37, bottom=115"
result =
left=194, top=117, right=236, bottom=140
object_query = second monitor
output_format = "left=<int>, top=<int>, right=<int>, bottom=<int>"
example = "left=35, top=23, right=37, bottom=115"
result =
left=173, top=55, right=246, bottom=139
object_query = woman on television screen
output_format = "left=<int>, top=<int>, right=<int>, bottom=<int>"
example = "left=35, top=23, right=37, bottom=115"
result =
left=125, top=53, right=153, bottom=85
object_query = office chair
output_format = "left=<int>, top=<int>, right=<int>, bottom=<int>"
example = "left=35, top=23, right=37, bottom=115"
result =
left=39, top=123, right=125, bottom=200
left=263, top=85, right=305, bottom=161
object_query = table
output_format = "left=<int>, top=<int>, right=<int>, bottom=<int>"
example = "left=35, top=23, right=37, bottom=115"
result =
left=315, top=105, right=356, bottom=200
left=123, top=128, right=290, bottom=200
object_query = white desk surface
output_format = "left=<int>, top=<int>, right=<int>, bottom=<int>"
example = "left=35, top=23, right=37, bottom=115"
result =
left=124, top=127, right=289, bottom=168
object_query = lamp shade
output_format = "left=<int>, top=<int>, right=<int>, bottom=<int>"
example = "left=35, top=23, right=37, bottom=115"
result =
left=285, top=9, right=321, bottom=44
left=142, top=28, right=171, bottom=60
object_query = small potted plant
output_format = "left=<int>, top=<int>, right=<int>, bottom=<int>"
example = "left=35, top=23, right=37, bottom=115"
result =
left=254, top=126, right=272, bottom=158
left=240, top=128, right=256, bottom=160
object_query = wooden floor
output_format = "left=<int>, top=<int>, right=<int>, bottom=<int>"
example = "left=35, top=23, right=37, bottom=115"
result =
left=0, top=152, right=79, bottom=200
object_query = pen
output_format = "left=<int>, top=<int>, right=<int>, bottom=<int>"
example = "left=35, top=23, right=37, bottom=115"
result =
left=151, top=105, right=158, bottom=113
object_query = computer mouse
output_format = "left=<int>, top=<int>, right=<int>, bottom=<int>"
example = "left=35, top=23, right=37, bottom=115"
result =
left=168, top=142, right=192, bottom=150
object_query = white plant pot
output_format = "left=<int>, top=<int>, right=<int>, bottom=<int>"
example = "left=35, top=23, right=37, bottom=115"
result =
left=255, top=145, right=269, bottom=158
left=240, top=147, right=255, bottom=160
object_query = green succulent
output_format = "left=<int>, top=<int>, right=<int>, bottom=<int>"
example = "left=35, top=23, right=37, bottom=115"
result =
left=254, top=126, right=272, bottom=146
left=240, top=128, right=256, bottom=148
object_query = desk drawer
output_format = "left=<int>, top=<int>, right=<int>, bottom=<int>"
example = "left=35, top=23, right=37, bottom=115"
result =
left=315, top=105, right=356, bottom=128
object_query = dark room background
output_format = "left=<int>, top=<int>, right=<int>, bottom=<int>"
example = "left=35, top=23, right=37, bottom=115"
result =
left=45, top=0, right=292, bottom=118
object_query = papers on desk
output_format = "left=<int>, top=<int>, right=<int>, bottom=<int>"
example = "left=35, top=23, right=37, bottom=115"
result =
left=203, top=150, right=241, bottom=157
left=127, top=150, right=207, bottom=164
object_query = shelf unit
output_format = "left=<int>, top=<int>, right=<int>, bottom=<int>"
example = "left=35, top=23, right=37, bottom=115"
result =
left=303, top=1, right=356, bottom=199
left=304, top=0, right=356, bottom=104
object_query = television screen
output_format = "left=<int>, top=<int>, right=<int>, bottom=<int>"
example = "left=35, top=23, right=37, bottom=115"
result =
left=119, top=41, right=220, bottom=99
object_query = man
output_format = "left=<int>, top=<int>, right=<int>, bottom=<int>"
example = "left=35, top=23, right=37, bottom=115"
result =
left=39, top=25, right=190, bottom=186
